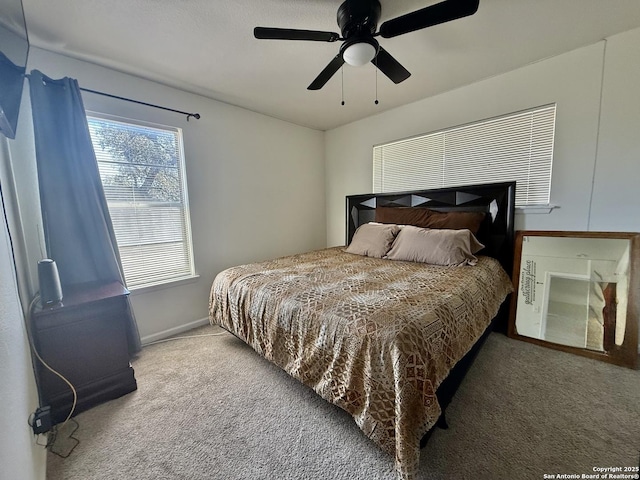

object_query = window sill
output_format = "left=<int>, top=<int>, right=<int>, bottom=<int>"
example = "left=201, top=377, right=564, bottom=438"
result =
left=516, top=204, right=559, bottom=215
left=129, top=274, right=200, bottom=296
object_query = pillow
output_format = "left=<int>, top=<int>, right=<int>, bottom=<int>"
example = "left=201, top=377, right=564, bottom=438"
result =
left=375, top=206, right=486, bottom=235
left=345, top=223, right=400, bottom=258
left=385, top=226, right=485, bottom=266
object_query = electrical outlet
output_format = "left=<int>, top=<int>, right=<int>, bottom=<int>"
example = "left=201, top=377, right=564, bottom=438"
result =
left=32, top=406, right=52, bottom=434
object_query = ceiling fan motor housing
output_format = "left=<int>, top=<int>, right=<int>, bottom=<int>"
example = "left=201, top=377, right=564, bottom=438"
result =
left=337, top=0, right=381, bottom=38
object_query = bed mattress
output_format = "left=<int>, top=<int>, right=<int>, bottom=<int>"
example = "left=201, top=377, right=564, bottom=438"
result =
left=209, top=247, right=513, bottom=479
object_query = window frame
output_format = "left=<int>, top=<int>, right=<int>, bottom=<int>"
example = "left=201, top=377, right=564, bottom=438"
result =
left=372, top=104, right=557, bottom=210
left=86, top=111, right=197, bottom=290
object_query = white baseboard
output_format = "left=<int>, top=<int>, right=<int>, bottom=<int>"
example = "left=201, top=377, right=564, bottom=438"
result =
left=140, top=317, right=210, bottom=345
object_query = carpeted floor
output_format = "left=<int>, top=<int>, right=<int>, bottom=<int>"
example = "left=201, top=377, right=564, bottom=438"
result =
left=46, top=324, right=640, bottom=480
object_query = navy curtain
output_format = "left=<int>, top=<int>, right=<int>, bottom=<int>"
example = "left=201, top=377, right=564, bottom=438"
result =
left=29, top=70, right=141, bottom=354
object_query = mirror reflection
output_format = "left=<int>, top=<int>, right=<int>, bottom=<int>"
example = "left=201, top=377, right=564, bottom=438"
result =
left=516, top=235, right=630, bottom=352
left=510, top=232, right=638, bottom=370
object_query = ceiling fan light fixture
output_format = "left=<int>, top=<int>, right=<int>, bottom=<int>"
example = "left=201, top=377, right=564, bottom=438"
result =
left=343, top=41, right=377, bottom=67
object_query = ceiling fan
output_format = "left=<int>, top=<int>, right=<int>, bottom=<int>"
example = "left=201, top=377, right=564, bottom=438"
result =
left=254, top=0, right=480, bottom=90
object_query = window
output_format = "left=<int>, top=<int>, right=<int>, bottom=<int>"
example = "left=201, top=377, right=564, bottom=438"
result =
left=373, top=104, right=556, bottom=207
left=87, top=114, right=195, bottom=289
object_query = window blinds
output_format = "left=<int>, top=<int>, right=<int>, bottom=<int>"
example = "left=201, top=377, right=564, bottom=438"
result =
left=87, top=115, right=195, bottom=289
left=373, top=104, right=556, bottom=206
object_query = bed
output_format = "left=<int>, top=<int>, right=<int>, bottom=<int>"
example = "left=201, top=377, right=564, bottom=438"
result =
left=209, top=182, right=516, bottom=479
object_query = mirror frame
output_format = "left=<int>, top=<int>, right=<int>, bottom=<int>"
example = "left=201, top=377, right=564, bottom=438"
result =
left=508, top=230, right=639, bottom=369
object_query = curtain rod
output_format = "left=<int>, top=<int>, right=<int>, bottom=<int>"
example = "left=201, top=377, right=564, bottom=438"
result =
left=24, top=73, right=201, bottom=121
left=79, top=87, right=201, bottom=121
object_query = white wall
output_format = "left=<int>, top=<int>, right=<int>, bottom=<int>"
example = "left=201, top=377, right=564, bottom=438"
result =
left=325, top=39, right=613, bottom=245
left=0, top=137, right=46, bottom=480
left=12, top=47, right=326, bottom=342
left=3, top=79, right=42, bottom=300
left=590, top=28, right=640, bottom=232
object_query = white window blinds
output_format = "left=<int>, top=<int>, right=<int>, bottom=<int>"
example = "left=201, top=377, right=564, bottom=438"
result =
left=87, top=114, right=195, bottom=289
left=373, top=104, right=556, bottom=206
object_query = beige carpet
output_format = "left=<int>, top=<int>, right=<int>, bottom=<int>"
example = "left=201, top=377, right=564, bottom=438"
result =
left=47, top=325, right=640, bottom=480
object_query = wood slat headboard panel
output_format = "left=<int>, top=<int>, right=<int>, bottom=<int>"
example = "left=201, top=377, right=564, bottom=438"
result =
left=346, top=182, right=516, bottom=274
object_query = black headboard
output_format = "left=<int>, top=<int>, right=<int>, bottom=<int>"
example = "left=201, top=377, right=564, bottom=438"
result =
left=346, top=182, right=516, bottom=274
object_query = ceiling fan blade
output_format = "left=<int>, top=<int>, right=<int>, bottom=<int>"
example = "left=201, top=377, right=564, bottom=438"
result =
left=379, top=0, right=479, bottom=39
left=373, top=47, right=411, bottom=84
left=308, top=54, right=345, bottom=90
left=254, top=27, right=340, bottom=42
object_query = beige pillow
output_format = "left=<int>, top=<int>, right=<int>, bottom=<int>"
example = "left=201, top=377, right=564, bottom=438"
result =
left=385, top=226, right=485, bottom=266
left=346, top=223, right=400, bottom=258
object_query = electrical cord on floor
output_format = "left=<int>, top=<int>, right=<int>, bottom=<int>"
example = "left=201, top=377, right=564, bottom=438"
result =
left=47, top=418, right=80, bottom=458
left=40, top=331, right=226, bottom=457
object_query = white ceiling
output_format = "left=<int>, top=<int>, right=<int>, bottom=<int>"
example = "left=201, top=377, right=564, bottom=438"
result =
left=16, top=0, right=640, bottom=130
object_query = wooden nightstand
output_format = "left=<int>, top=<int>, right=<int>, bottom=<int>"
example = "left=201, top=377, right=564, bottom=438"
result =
left=30, top=281, right=137, bottom=424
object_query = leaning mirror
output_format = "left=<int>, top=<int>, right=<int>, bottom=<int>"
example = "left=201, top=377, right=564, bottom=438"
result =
left=508, top=231, right=639, bottom=369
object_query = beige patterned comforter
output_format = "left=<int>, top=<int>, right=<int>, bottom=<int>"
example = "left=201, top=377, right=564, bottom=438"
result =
left=209, top=247, right=513, bottom=479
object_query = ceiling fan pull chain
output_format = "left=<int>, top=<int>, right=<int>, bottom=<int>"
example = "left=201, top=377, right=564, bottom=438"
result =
left=375, top=59, right=379, bottom=105
left=341, top=66, right=345, bottom=106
